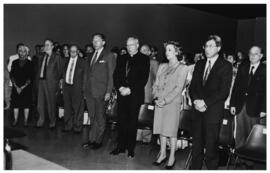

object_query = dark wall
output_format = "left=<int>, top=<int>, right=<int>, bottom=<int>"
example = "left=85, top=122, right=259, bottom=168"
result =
left=4, top=4, right=238, bottom=62
left=236, top=17, right=266, bottom=56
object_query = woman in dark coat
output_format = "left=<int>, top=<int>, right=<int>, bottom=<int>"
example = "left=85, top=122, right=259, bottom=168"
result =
left=10, top=46, right=33, bottom=127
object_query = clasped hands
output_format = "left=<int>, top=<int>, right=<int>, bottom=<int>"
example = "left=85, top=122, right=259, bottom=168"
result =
left=194, top=99, right=207, bottom=112
left=119, top=86, right=131, bottom=96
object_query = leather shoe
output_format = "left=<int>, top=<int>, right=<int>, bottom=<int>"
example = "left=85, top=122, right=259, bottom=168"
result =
left=127, top=151, right=135, bottom=158
left=110, top=148, right=126, bottom=155
left=82, top=141, right=95, bottom=148
left=91, top=143, right=102, bottom=150
left=62, top=129, right=71, bottom=132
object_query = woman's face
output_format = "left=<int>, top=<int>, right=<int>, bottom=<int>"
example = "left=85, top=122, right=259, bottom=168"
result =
left=165, top=44, right=178, bottom=60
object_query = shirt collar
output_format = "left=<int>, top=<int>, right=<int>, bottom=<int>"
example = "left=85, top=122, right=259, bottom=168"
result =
left=95, top=47, right=104, bottom=56
left=207, top=54, right=219, bottom=65
left=250, top=61, right=260, bottom=72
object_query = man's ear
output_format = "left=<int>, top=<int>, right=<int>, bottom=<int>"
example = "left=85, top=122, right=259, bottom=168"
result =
left=217, top=46, right=221, bottom=52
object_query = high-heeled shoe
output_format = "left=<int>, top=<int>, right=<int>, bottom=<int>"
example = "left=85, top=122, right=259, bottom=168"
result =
left=152, top=156, right=167, bottom=166
left=165, top=159, right=176, bottom=169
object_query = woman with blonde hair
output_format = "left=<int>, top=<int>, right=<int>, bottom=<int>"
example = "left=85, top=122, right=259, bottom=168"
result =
left=152, top=41, right=189, bottom=169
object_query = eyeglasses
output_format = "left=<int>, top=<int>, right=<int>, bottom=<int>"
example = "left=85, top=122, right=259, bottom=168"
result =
left=203, top=45, right=217, bottom=49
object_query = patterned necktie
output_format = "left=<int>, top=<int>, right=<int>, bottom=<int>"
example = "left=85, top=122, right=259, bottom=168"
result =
left=203, top=60, right=211, bottom=86
left=248, top=66, right=254, bottom=86
left=90, top=51, right=98, bottom=67
left=68, top=58, right=75, bottom=84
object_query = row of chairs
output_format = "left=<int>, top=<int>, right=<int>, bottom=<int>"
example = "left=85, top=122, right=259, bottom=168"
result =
left=136, top=103, right=266, bottom=170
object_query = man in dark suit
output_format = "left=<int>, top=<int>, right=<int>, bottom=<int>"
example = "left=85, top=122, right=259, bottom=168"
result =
left=189, top=35, right=232, bottom=169
left=37, top=39, right=64, bottom=129
left=110, top=37, right=150, bottom=158
left=82, top=33, right=114, bottom=150
left=230, top=46, right=266, bottom=149
left=62, top=45, right=86, bottom=133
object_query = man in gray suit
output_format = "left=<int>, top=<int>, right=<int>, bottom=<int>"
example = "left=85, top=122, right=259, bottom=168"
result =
left=37, top=39, right=63, bottom=129
left=82, top=33, right=114, bottom=150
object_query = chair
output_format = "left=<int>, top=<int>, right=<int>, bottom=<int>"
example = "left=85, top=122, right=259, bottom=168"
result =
left=218, top=110, right=235, bottom=169
left=136, top=103, right=156, bottom=153
left=233, top=124, right=266, bottom=168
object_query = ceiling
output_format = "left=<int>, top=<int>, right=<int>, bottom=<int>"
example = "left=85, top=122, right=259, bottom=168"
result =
left=179, top=4, right=266, bottom=19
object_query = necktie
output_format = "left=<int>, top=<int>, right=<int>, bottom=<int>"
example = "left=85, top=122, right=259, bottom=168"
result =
left=248, top=66, right=254, bottom=86
left=68, top=58, right=75, bottom=84
left=40, top=54, right=48, bottom=79
left=90, top=51, right=98, bottom=67
left=203, top=60, right=211, bottom=86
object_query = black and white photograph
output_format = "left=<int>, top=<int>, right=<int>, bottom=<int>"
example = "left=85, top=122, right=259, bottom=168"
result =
left=2, top=1, right=267, bottom=170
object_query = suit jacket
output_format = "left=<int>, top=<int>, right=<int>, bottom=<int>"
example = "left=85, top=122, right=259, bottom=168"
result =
left=230, top=62, right=266, bottom=117
left=189, top=56, right=233, bottom=123
left=84, top=48, right=114, bottom=98
left=38, top=52, right=64, bottom=91
left=113, top=52, right=150, bottom=103
left=63, top=57, right=86, bottom=93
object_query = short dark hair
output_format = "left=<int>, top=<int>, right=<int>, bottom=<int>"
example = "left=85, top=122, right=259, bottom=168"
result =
left=85, top=44, right=93, bottom=49
left=16, top=43, right=24, bottom=51
left=44, top=38, right=54, bottom=45
left=62, top=44, right=70, bottom=49
left=92, top=33, right=106, bottom=41
left=205, top=35, right=222, bottom=47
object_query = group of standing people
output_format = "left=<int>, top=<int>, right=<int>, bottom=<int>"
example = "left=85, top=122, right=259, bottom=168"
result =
left=4, top=33, right=266, bottom=170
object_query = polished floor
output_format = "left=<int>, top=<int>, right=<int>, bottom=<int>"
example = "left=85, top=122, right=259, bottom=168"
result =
left=4, top=109, right=265, bottom=170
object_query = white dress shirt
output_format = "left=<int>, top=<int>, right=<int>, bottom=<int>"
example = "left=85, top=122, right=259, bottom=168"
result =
left=65, top=56, right=78, bottom=85
left=249, top=61, right=260, bottom=74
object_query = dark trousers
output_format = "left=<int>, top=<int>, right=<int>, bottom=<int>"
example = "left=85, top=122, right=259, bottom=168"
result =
left=235, top=104, right=260, bottom=148
left=117, top=94, right=142, bottom=153
left=37, top=80, right=57, bottom=127
left=190, top=112, right=221, bottom=170
left=63, top=84, right=84, bottom=131
left=85, top=96, right=106, bottom=144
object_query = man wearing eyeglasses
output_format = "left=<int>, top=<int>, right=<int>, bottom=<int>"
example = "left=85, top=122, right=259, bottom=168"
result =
left=230, top=46, right=266, bottom=156
left=189, top=35, right=232, bottom=169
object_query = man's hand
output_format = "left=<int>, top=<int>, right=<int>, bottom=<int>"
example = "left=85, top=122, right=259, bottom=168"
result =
left=119, top=87, right=131, bottom=96
left=104, top=93, right=111, bottom=101
left=194, top=99, right=207, bottom=112
left=230, top=107, right=236, bottom=115
left=260, top=112, right=266, bottom=118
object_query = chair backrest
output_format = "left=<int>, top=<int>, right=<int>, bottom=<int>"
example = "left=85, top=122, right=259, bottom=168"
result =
left=244, top=124, right=266, bottom=152
left=137, top=104, right=154, bottom=128
left=219, top=113, right=234, bottom=146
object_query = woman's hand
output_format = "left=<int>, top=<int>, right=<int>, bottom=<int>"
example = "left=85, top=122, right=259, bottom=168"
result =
left=155, top=99, right=166, bottom=108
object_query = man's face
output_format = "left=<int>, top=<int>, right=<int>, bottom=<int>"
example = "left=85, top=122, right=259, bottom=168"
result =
left=70, top=46, right=78, bottom=58
left=92, top=36, right=105, bottom=50
left=227, top=55, right=235, bottom=64
left=126, top=39, right=139, bottom=56
left=140, top=46, right=151, bottom=56
left=44, top=40, right=54, bottom=53
left=204, top=40, right=220, bottom=59
left=249, top=47, right=263, bottom=64
left=18, top=47, right=27, bottom=58
left=63, top=46, right=69, bottom=55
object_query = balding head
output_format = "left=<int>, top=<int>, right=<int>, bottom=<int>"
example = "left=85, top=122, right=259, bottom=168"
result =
left=249, top=46, right=263, bottom=65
